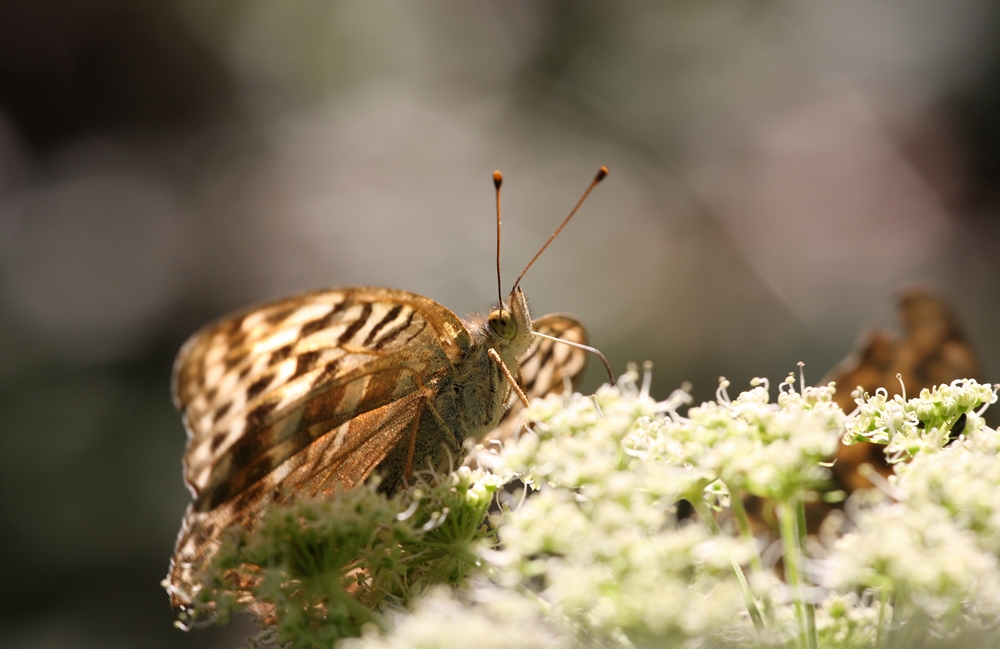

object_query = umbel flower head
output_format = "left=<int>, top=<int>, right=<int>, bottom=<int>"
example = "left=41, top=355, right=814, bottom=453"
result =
left=638, top=373, right=845, bottom=503
left=828, top=378, right=1000, bottom=637
left=185, top=367, right=1000, bottom=649
left=178, top=466, right=506, bottom=649
left=844, top=378, right=996, bottom=462
left=484, top=367, right=849, bottom=646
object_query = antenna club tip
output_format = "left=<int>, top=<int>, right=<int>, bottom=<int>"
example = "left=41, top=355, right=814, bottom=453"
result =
left=493, top=170, right=503, bottom=188
left=595, top=166, right=609, bottom=182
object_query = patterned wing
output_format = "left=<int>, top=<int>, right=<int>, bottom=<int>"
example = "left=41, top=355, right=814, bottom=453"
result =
left=166, top=287, right=471, bottom=606
left=487, top=313, right=589, bottom=443
left=520, top=314, right=589, bottom=399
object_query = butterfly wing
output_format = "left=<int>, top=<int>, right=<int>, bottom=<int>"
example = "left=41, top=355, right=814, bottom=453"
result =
left=167, top=287, right=472, bottom=606
left=520, top=313, right=589, bottom=399
left=169, top=392, right=430, bottom=607
left=486, top=313, right=589, bottom=443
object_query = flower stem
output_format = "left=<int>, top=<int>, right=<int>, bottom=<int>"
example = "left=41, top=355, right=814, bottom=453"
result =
left=728, top=485, right=775, bottom=626
left=795, top=500, right=817, bottom=644
left=777, top=500, right=816, bottom=649
left=875, top=586, right=892, bottom=649
left=692, top=498, right=765, bottom=633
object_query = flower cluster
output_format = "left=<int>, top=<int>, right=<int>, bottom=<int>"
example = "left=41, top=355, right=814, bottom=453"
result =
left=828, top=385, right=1000, bottom=638
left=631, top=374, right=845, bottom=503
left=843, top=379, right=996, bottom=462
left=826, top=500, right=1000, bottom=624
left=188, top=371, right=1000, bottom=649
left=183, top=467, right=504, bottom=649
left=342, top=586, right=574, bottom=649
left=813, top=594, right=883, bottom=649
left=483, top=369, right=850, bottom=646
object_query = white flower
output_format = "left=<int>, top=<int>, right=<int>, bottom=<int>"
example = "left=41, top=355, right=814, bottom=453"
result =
left=826, top=501, right=1000, bottom=623
left=894, top=424, right=1000, bottom=555
left=380, top=370, right=1000, bottom=647
left=844, top=379, right=997, bottom=462
left=341, top=586, right=573, bottom=649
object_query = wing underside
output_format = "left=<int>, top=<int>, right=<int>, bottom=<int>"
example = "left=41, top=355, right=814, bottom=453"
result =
left=167, top=288, right=469, bottom=606
left=166, top=289, right=590, bottom=608
left=167, top=391, right=428, bottom=606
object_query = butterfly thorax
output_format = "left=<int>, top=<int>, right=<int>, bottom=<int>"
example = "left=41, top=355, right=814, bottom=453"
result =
left=451, top=287, right=535, bottom=433
left=367, top=287, right=534, bottom=494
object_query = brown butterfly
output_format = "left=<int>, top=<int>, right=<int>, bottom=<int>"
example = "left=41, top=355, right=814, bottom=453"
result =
left=164, top=168, right=609, bottom=608
left=822, top=285, right=981, bottom=493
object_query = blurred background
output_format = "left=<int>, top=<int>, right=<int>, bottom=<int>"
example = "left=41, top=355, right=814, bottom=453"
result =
left=2, top=1, right=1000, bottom=647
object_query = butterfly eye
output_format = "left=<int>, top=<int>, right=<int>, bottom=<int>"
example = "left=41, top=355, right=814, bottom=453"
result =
left=488, top=311, right=517, bottom=341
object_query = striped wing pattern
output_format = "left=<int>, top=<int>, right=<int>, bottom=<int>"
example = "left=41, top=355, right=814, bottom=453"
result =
left=165, top=288, right=588, bottom=607
left=167, top=287, right=471, bottom=605
left=520, top=314, right=588, bottom=398
left=488, top=313, right=588, bottom=443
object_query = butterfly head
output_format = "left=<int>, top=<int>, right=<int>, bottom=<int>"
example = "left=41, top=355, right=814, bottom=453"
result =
left=488, top=287, right=533, bottom=355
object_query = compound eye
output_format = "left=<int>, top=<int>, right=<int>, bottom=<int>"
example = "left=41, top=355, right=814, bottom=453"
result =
left=488, top=311, right=517, bottom=341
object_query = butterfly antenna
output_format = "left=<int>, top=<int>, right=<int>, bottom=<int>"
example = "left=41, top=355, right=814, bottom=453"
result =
left=494, top=170, right=504, bottom=315
left=512, top=166, right=608, bottom=292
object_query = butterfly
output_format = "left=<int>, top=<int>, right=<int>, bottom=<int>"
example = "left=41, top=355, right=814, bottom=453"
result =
left=164, top=167, right=609, bottom=608
left=821, top=285, right=981, bottom=493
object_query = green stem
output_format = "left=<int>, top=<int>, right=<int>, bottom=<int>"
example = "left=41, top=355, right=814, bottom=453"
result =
left=692, top=499, right=765, bottom=634
left=728, top=484, right=776, bottom=626
left=777, top=500, right=815, bottom=649
left=875, top=586, right=892, bottom=649
left=728, top=488, right=763, bottom=573
left=795, top=500, right=817, bottom=645
left=886, top=590, right=908, bottom=649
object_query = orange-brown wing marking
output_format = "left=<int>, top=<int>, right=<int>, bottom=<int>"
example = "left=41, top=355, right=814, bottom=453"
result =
left=172, top=287, right=470, bottom=504
left=521, top=313, right=588, bottom=399
left=192, top=346, right=451, bottom=513
left=168, top=391, right=428, bottom=607
left=166, top=287, right=475, bottom=607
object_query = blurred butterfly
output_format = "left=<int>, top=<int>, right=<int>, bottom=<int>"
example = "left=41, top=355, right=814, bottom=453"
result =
left=822, top=285, right=982, bottom=493
left=735, top=287, right=982, bottom=539
left=164, top=167, right=610, bottom=608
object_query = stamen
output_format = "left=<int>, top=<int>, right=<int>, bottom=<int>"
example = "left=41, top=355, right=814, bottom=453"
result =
left=396, top=500, right=420, bottom=521
left=716, top=378, right=732, bottom=405
left=858, top=464, right=906, bottom=501
left=653, top=383, right=693, bottom=415
left=421, top=507, right=450, bottom=532
left=515, top=480, right=529, bottom=511
left=976, top=384, right=1000, bottom=416
left=620, top=362, right=639, bottom=393
left=590, top=394, right=605, bottom=418
left=640, top=360, right=653, bottom=399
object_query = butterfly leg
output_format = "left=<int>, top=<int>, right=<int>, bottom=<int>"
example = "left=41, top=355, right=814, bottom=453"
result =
left=488, top=348, right=530, bottom=407
left=402, top=411, right=421, bottom=488
left=397, top=369, right=461, bottom=485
